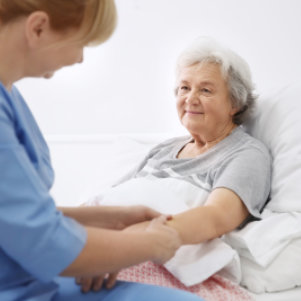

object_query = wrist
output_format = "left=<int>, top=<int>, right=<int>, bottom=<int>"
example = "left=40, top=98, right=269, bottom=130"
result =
left=142, top=232, right=162, bottom=261
left=166, top=219, right=184, bottom=245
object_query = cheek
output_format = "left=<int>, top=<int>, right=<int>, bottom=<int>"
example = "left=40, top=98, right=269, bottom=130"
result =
left=205, top=99, right=230, bottom=115
left=176, top=98, right=184, bottom=116
left=61, top=46, right=83, bottom=64
left=176, top=96, right=184, bottom=108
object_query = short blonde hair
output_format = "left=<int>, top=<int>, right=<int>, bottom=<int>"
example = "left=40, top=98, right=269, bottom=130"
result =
left=0, top=0, right=117, bottom=46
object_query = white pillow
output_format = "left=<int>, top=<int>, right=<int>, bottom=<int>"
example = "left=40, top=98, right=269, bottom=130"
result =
left=238, top=80, right=301, bottom=293
left=245, top=79, right=301, bottom=212
left=226, top=210, right=301, bottom=293
left=240, top=237, right=301, bottom=293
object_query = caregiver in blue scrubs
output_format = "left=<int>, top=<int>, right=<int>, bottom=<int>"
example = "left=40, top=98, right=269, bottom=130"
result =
left=0, top=0, right=204, bottom=300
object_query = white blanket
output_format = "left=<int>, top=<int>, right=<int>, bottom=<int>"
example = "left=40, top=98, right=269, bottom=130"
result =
left=90, top=177, right=241, bottom=286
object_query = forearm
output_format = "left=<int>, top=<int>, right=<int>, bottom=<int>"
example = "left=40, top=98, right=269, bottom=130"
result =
left=166, top=188, right=249, bottom=245
left=62, top=226, right=155, bottom=277
left=125, top=208, right=221, bottom=245
left=59, top=205, right=162, bottom=231
left=167, top=194, right=249, bottom=245
left=167, top=206, right=220, bottom=244
left=59, top=206, right=126, bottom=230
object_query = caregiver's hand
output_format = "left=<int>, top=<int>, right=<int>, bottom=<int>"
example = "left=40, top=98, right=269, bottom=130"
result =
left=59, top=205, right=161, bottom=230
left=126, top=215, right=180, bottom=264
left=76, top=271, right=119, bottom=292
left=117, top=205, right=162, bottom=229
left=124, top=214, right=173, bottom=231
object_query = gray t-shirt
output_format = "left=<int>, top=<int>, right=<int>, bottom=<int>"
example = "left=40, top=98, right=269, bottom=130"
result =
left=119, top=127, right=271, bottom=218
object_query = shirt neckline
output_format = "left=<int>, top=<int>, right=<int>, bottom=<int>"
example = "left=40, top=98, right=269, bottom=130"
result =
left=171, top=126, right=243, bottom=160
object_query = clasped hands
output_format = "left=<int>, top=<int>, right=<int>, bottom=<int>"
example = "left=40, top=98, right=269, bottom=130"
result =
left=76, top=205, right=176, bottom=293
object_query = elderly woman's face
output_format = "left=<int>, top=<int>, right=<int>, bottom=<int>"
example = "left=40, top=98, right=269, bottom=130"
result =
left=176, top=62, right=237, bottom=138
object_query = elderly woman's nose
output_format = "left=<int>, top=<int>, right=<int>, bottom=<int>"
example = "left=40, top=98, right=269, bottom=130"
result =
left=185, top=90, right=199, bottom=104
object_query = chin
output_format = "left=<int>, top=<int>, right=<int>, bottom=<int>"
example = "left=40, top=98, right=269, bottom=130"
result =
left=182, top=121, right=200, bottom=133
left=43, top=72, right=55, bottom=79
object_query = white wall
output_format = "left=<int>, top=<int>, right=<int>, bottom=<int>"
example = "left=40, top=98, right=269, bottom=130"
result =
left=16, top=0, right=301, bottom=136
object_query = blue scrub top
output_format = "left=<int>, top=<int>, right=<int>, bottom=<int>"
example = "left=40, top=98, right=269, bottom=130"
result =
left=0, top=82, right=87, bottom=301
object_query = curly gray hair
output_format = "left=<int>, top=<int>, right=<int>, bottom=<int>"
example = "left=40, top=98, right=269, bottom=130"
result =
left=176, top=37, right=257, bottom=125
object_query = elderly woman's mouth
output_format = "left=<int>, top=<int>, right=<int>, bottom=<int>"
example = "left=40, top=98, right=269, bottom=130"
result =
left=185, top=110, right=204, bottom=115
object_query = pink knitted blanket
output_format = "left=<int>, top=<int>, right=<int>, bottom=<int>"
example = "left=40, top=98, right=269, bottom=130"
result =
left=118, top=262, right=254, bottom=301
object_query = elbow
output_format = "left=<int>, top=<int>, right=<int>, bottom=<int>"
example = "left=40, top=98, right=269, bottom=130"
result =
left=207, top=206, right=249, bottom=239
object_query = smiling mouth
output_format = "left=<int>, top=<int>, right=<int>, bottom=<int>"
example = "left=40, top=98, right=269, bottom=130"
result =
left=185, top=110, right=204, bottom=115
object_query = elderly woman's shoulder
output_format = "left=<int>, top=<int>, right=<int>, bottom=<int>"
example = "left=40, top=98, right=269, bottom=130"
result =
left=239, top=128, right=270, bottom=159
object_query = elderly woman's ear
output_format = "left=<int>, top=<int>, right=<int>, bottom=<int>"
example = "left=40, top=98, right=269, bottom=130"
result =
left=232, top=104, right=249, bottom=125
left=230, top=105, right=240, bottom=116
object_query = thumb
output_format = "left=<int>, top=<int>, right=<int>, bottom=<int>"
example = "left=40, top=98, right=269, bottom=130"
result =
left=149, top=215, right=168, bottom=227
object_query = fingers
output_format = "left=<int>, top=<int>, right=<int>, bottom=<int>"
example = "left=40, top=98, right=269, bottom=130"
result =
left=122, top=205, right=173, bottom=229
left=146, top=215, right=182, bottom=264
left=144, top=207, right=161, bottom=220
left=143, top=207, right=173, bottom=221
left=92, top=275, right=105, bottom=291
left=106, top=271, right=119, bottom=289
left=75, top=272, right=119, bottom=293
left=76, top=277, right=94, bottom=293
left=147, top=215, right=174, bottom=232
left=148, top=214, right=168, bottom=226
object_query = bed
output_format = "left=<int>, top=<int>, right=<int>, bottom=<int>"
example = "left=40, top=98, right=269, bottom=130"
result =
left=49, top=80, right=301, bottom=301
left=250, top=287, right=301, bottom=301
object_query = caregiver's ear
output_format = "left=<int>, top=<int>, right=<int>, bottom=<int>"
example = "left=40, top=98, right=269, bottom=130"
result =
left=25, top=11, right=51, bottom=48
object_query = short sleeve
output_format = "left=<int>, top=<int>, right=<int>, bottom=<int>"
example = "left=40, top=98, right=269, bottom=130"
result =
left=0, top=92, right=87, bottom=282
left=213, top=144, right=271, bottom=218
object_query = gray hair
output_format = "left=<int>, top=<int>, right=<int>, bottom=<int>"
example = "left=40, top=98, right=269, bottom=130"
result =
left=176, top=37, right=257, bottom=125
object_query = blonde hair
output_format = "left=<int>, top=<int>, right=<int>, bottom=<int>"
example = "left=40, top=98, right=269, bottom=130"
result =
left=0, top=0, right=117, bottom=46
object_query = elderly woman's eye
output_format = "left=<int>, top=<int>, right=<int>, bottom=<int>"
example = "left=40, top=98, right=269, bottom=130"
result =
left=180, top=86, right=189, bottom=91
left=176, top=86, right=189, bottom=95
left=202, top=88, right=211, bottom=94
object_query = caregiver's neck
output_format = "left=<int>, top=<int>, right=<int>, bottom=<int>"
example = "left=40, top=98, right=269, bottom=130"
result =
left=0, top=19, right=28, bottom=90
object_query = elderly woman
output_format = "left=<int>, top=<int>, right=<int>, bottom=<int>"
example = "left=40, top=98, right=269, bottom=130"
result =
left=163, top=37, right=271, bottom=243
left=83, top=37, right=271, bottom=295
left=113, top=37, right=270, bottom=237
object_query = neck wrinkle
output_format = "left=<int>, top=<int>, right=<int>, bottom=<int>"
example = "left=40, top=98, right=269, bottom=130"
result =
left=192, top=123, right=237, bottom=152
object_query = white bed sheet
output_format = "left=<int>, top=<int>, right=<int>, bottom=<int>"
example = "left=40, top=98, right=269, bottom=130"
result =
left=250, top=286, right=301, bottom=301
